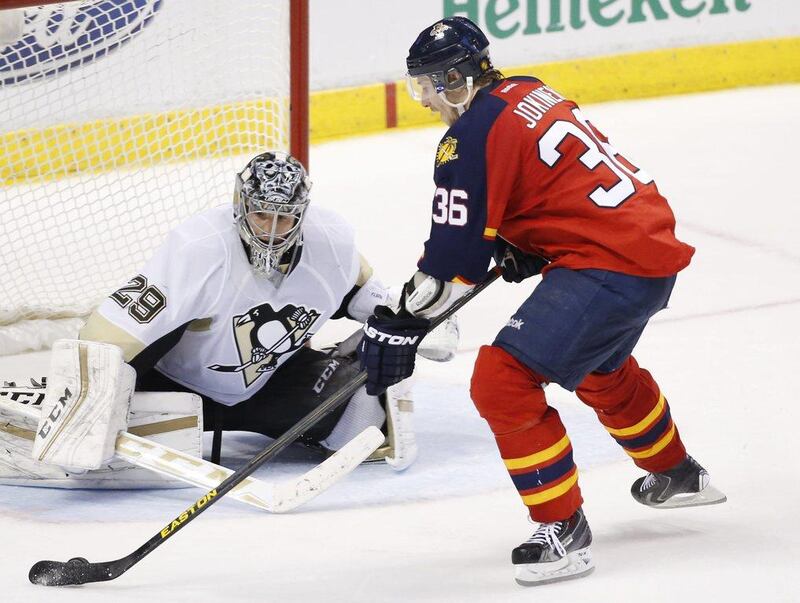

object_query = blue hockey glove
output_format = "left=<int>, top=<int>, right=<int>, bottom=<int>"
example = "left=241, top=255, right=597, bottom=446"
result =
left=493, top=238, right=548, bottom=283
left=358, top=306, right=430, bottom=396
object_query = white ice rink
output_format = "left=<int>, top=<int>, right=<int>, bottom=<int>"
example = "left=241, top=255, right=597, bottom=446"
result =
left=1, top=84, right=799, bottom=602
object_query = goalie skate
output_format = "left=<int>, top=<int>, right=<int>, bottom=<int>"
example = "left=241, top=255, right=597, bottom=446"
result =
left=512, top=508, right=594, bottom=586
left=631, top=455, right=727, bottom=509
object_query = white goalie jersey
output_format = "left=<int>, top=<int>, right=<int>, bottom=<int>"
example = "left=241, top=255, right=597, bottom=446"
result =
left=82, top=204, right=369, bottom=405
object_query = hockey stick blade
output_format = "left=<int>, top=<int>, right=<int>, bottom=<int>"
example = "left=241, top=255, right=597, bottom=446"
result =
left=30, top=557, right=119, bottom=586
left=28, top=268, right=501, bottom=586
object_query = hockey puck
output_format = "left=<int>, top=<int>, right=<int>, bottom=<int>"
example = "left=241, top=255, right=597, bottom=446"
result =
left=67, top=557, right=89, bottom=566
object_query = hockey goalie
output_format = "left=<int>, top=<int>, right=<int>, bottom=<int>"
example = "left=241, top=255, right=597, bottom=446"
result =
left=0, top=151, right=459, bottom=509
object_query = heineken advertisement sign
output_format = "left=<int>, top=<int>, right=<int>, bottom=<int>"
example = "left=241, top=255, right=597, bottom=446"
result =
left=443, top=0, right=752, bottom=38
left=310, top=1, right=789, bottom=90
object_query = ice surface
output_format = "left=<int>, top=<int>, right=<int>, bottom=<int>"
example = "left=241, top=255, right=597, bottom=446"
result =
left=1, top=85, right=798, bottom=602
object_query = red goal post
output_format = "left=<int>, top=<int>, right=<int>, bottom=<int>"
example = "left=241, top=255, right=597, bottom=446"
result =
left=0, top=0, right=309, bottom=355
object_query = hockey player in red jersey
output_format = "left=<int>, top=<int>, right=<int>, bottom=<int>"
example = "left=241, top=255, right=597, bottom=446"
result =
left=358, top=16, right=726, bottom=586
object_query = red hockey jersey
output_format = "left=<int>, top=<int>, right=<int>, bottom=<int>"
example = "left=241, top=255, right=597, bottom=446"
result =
left=418, top=77, right=694, bottom=284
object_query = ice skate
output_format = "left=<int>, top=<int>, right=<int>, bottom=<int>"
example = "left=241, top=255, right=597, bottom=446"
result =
left=512, top=507, right=594, bottom=586
left=631, top=455, right=727, bottom=509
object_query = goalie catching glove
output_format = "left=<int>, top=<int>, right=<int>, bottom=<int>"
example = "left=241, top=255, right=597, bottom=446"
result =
left=358, top=306, right=430, bottom=396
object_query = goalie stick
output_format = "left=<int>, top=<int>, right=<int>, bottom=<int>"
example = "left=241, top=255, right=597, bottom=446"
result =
left=28, top=268, right=501, bottom=587
left=0, top=394, right=382, bottom=513
left=114, top=428, right=385, bottom=513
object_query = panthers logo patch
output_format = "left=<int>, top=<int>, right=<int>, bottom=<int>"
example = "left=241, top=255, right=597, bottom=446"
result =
left=208, top=302, right=321, bottom=387
left=429, top=22, right=451, bottom=40
left=436, top=136, right=459, bottom=167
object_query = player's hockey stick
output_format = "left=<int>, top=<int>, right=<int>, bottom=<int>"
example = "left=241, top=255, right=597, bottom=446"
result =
left=28, top=268, right=501, bottom=587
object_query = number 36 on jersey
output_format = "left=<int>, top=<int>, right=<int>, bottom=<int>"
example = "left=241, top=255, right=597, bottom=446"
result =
left=432, top=188, right=469, bottom=226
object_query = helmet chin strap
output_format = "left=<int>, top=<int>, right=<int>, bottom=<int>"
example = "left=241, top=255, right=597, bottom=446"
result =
left=439, top=76, right=474, bottom=115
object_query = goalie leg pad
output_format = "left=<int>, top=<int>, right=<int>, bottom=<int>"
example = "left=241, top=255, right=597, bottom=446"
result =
left=1, top=383, right=203, bottom=489
left=32, top=339, right=135, bottom=471
left=366, top=377, right=418, bottom=471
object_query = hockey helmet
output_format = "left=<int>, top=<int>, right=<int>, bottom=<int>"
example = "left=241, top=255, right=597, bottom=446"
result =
left=406, top=17, right=493, bottom=102
left=234, top=151, right=311, bottom=281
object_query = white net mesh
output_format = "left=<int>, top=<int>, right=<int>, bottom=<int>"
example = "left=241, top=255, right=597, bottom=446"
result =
left=0, top=0, right=295, bottom=354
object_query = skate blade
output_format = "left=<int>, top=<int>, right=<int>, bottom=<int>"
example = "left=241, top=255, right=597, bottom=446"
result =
left=650, top=483, right=728, bottom=509
left=514, top=547, right=594, bottom=587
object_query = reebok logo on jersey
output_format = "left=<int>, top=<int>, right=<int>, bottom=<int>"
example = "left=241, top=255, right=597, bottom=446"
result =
left=506, top=318, right=524, bottom=330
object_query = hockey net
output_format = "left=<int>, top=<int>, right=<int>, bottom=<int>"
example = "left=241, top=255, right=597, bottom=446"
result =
left=0, top=0, right=308, bottom=355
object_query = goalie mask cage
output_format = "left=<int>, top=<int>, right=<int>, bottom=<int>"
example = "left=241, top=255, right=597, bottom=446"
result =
left=0, top=0, right=309, bottom=355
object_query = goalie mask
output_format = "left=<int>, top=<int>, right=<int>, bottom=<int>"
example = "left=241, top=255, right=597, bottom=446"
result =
left=234, top=151, right=312, bottom=284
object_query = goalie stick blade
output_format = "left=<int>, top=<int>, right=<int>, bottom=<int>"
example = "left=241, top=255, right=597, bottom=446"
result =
left=270, top=425, right=385, bottom=513
left=29, top=557, right=120, bottom=586
left=118, top=426, right=382, bottom=513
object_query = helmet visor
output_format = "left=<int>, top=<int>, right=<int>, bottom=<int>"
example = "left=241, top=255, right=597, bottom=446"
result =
left=406, top=68, right=467, bottom=102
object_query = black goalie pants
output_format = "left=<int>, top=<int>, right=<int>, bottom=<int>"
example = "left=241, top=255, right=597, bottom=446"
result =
left=136, top=347, right=360, bottom=445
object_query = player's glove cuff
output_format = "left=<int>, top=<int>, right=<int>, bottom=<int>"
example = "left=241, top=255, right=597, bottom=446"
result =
left=493, top=239, right=549, bottom=283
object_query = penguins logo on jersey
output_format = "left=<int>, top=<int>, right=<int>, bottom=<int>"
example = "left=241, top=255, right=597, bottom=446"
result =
left=436, top=136, right=459, bottom=167
left=208, top=303, right=321, bottom=387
